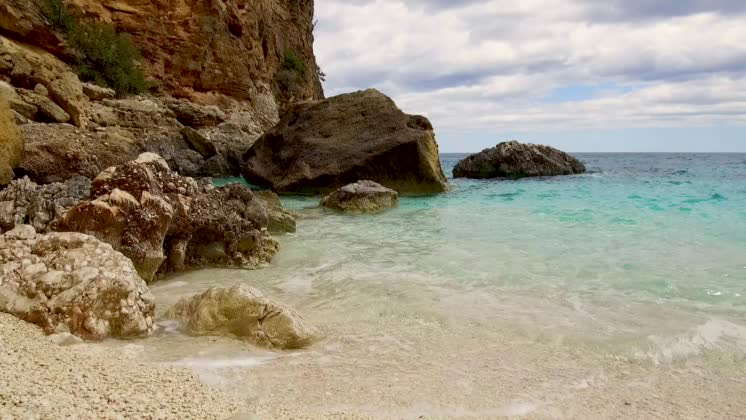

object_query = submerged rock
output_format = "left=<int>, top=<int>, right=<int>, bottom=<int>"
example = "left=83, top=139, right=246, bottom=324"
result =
left=54, top=153, right=281, bottom=281
left=243, top=89, right=448, bottom=195
left=453, top=141, right=586, bottom=179
left=321, top=180, right=399, bottom=213
left=165, top=285, right=318, bottom=350
left=0, top=225, right=155, bottom=340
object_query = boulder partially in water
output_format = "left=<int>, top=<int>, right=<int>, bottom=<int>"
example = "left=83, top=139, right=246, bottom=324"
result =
left=165, top=285, right=318, bottom=350
left=453, top=141, right=586, bottom=179
left=242, top=89, right=448, bottom=195
left=321, top=180, right=399, bottom=213
left=54, top=153, right=280, bottom=282
left=0, top=225, right=155, bottom=340
left=254, top=190, right=297, bottom=234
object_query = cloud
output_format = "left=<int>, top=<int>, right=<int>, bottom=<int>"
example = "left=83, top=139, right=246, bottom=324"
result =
left=314, top=0, right=746, bottom=146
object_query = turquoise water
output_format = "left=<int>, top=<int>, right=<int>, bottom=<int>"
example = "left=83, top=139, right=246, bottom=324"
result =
left=136, top=154, right=746, bottom=416
left=279, top=153, right=746, bottom=312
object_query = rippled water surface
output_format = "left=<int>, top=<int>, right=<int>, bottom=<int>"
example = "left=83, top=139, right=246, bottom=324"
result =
left=133, top=154, right=746, bottom=417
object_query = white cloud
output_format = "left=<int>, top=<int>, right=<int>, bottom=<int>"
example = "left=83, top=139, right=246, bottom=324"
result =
left=314, top=0, right=746, bottom=136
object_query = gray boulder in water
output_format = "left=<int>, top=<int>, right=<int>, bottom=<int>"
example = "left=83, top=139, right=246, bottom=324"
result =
left=453, top=141, right=586, bottom=179
left=242, top=89, right=448, bottom=195
left=165, top=285, right=318, bottom=350
left=321, top=180, right=399, bottom=213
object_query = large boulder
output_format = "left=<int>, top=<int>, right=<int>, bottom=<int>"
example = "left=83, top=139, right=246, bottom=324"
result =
left=54, top=153, right=284, bottom=282
left=242, top=89, right=448, bottom=195
left=0, top=98, right=23, bottom=185
left=0, top=225, right=155, bottom=340
left=18, top=123, right=141, bottom=183
left=0, top=176, right=91, bottom=233
left=165, top=285, right=318, bottom=350
left=453, top=141, right=586, bottom=179
left=321, top=180, right=399, bottom=213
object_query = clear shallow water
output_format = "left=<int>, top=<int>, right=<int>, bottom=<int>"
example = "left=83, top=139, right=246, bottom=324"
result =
left=281, top=153, right=746, bottom=311
left=131, top=154, right=746, bottom=417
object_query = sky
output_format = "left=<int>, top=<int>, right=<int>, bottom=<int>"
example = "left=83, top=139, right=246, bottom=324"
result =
left=313, top=0, right=746, bottom=152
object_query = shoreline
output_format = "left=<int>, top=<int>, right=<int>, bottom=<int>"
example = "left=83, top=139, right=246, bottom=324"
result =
left=0, top=313, right=248, bottom=419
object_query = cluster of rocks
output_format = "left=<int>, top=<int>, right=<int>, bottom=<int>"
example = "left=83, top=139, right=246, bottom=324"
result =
left=0, top=33, right=281, bottom=183
left=0, top=175, right=90, bottom=232
left=0, top=152, right=310, bottom=344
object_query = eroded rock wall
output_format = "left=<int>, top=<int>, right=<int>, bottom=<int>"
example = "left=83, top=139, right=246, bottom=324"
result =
left=63, top=0, right=322, bottom=105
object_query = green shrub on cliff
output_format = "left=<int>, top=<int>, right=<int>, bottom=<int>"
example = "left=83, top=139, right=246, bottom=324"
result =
left=41, top=0, right=148, bottom=96
left=278, top=49, right=307, bottom=96
left=42, top=0, right=75, bottom=32
left=70, top=23, right=149, bottom=95
left=282, top=49, right=307, bottom=76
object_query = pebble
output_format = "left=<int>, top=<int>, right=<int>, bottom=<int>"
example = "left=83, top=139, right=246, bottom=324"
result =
left=0, top=314, right=248, bottom=419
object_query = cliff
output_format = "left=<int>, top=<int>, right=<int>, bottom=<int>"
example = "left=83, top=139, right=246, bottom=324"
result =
left=0, top=0, right=323, bottom=106
left=0, top=0, right=324, bottom=180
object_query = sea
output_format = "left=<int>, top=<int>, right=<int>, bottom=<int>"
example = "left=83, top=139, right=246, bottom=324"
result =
left=115, top=153, right=746, bottom=417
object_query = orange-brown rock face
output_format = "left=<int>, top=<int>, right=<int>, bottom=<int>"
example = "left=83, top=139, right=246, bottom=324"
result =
left=68, top=0, right=324, bottom=105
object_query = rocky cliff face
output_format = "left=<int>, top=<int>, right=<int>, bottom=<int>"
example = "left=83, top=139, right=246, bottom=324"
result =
left=76, top=0, right=323, bottom=105
left=0, top=0, right=324, bottom=180
left=0, top=0, right=323, bottom=106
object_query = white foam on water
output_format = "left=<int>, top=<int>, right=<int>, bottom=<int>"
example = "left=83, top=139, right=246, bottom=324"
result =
left=156, top=320, right=181, bottom=334
left=169, top=355, right=276, bottom=369
left=167, top=355, right=277, bottom=387
left=150, top=280, right=188, bottom=291
left=643, top=319, right=746, bottom=364
left=498, top=401, right=538, bottom=416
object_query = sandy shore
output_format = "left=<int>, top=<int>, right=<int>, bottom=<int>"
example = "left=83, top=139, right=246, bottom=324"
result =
left=0, top=314, right=249, bottom=420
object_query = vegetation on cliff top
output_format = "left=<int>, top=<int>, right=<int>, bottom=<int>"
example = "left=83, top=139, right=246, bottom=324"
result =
left=42, top=0, right=149, bottom=96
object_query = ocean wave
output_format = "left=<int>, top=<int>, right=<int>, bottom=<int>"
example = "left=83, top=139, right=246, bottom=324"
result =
left=641, top=319, right=746, bottom=365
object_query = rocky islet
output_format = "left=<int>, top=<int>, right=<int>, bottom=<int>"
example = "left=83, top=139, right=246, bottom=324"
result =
left=453, top=140, right=586, bottom=179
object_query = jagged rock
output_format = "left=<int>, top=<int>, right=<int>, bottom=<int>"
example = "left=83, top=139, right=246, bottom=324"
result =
left=165, top=285, right=318, bottom=350
left=0, top=81, right=37, bottom=119
left=181, top=127, right=217, bottom=158
left=0, top=36, right=88, bottom=127
left=17, top=88, right=71, bottom=123
left=243, top=89, right=448, bottom=195
left=453, top=141, right=587, bottom=179
left=321, top=180, right=399, bottom=213
left=18, top=123, right=141, bottom=183
left=0, top=225, right=155, bottom=340
left=0, top=98, right=23, bottom=185
left=55, top=153, right=282, bottom=281
left=167, top=99, right=226, bottom=128
left=0, top=1, right=65, bottom=55
left=0, top=176, right=90, bottom=233
left=197, top=107, right=271, bottom=175
left=254, top=191, right=296, bottom=234
left=81, top=82, right=116, bottom=101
